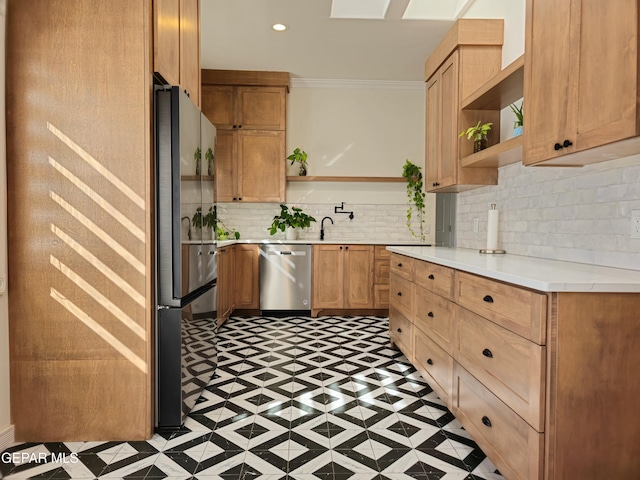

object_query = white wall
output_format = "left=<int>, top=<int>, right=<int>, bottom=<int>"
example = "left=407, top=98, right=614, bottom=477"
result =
left=226, top=81, right=436, bottom=243
left=0, top=0, right=13, bottom=451
left=457, top=0, right=640, bottom=270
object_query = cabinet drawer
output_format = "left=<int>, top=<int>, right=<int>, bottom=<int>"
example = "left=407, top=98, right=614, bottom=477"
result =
left=389, top=273, right=414, bottom=320
left=414, top=286, right=454, bottom=354
left=375, top=245, right=390, bottom=259
left=414, top=328, right=453, bottom=407
left=455, top=306, right=545, bottom=431
left=374, top=284, right=389, bottom=309
left=453, top=364, right=543, bottom=480
left=390, top=253, right=414, bottom=281
left=415, top=261, right=455, bottom=300
left=374, top=259, right=390, bottom=285
left=455, top=271, right=547, bottom=344
left=389, top=306, right=413, bottom=360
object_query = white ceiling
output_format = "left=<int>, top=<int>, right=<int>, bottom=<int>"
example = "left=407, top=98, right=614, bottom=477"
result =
left=200, top=0, right=509, bottom=82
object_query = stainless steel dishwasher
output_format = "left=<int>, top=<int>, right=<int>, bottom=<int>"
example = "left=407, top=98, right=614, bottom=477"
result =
left=259, top=244, right=312, bottom=313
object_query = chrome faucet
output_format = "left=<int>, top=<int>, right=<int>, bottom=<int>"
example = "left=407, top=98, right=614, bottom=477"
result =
left=320, top=216, right=334, bottom=241
left=181, top=216, right=191, bottom=240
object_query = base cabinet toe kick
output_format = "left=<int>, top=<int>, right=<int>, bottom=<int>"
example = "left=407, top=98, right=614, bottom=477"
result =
left=388, top=251, right=640, bottom=480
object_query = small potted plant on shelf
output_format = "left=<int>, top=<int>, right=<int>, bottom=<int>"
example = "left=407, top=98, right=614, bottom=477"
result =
left=287, top=147, right=308, bottom=176
left=509, top=102, right=523, bottom=137
left=194, top=147, right=201, bottom=175
left=205, top=147, right=214, bottom=176
left=459, top=121, right=493, bottom=153
left=268, top=204, right=316, bottom=240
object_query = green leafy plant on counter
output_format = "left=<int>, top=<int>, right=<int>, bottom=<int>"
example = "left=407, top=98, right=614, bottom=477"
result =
left=402, top=160, right=426, bottom=243
left=192, top=206, right=205, bottom=229
left=205, top=206, right=240, bottom=240
left=287, top=147, right=308, bottom=176
left=459, top=121, right=493, bottom=141
left=268, top=204, right=316, bottom=235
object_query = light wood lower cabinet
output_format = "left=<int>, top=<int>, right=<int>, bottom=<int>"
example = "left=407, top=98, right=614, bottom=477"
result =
left=312, top=244, right=374, bottom=315
left=235, top=244, right=260, bottom=309
left=217, top=245, right=236, bottom=327
left=389, top=253, right=640, bottom=480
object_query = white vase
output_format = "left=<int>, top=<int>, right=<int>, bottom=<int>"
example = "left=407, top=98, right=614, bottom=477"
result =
left=285, top=227, right=298, bottom=240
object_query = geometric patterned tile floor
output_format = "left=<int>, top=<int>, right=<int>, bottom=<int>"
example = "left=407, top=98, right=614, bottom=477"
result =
left=0, top=316, right=503, bottom=480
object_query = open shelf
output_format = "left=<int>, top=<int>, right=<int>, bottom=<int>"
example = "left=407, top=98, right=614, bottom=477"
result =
left=181, top=175, right=215, bottom=181
left=287, top=176, right=405, bottom=183
left=461, top=135, right=523, bottom=168
left=461, top=55, right=524, bottom=110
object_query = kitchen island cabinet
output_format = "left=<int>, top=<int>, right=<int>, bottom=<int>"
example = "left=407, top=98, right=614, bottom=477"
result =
left=387, top=246, right=640, bottom=480
left=523, top=0, right=640, bottom=167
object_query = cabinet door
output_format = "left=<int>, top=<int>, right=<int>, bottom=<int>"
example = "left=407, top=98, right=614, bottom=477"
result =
left=202, top=85, right=236, bottom=129
left=344, top=245, right=374, bottom=308
left=235, top=244, right=259, bottom=309
left=179, top=0, right=200, bottom=107
left=154, top=0, right=180, bottom=87
left=524, top=0, right=573, bottom=165
left=425, top=72, right=441, bottom=190
left=312, top=245, right=344, bottom=309
left=438, top=52, right=458, bottom=189
left=572, top=0, right=639, bottom=151
left=237, top=86, right=286, bottom=130
left=228, top=245, right=236, bottom=313
left=217, top=248, right=228, bottom=322
left=214, top=130, right=237, bottom=202
left=237, top=130, right=285, bottom=202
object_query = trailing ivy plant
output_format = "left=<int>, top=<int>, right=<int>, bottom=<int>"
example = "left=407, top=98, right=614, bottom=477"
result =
left=402, top=159, right=426, bottom=242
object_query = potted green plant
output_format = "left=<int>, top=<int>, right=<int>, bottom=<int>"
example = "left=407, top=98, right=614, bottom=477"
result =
left=205, top=147, right=214, bottom=176
left=194, top=147, right=201, bottom=175
left=204, top=206, right=240, bottom=240
left=192, top=206, right=204, bottom=239
left=509, top=102, right=523, bottom=137
left=287, top=147, right=308, bottom=176
left=268, top=204, right=316, bottom=240
left=459, top=121, right=493, bottom=152
left=402, top=160, right=426, bottom=242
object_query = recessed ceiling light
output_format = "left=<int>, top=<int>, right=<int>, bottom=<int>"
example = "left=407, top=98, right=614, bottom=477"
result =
left=272, top=23, right=287, bottom=31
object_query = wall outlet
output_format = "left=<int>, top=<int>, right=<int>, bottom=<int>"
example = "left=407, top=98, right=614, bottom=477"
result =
left=633, top=210, right=640, bottom=239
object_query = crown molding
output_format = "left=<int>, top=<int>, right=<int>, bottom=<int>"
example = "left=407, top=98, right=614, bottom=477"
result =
left=290, top=78, right=424, bottom=90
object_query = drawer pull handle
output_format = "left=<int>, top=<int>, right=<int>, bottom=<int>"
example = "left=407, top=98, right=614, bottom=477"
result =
left=427, top=358, right=433, bottom=365
left=428, top=274, right=435, bottom=280
left=397, top=263, right=403, bottom=267
left=397, top=328, right=402, bottom=333
left=482, top=416, right=492, bottom=428
left=427, top=312, right=434, bottom=318
left=397, top=292, right=402, bottom=296
left=482, top=348, right=493, bottom=358
left=483, top=295, right=494, bottom=303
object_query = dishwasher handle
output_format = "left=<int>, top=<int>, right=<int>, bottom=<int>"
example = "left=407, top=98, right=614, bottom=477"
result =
left=267, top=250, right=307, bottom=256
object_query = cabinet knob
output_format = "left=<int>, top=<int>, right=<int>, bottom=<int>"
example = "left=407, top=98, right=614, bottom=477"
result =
left=238, top=125, right=243, bottom=129
left=184, top=89, right=190, bottom=97
left=427, top=312, right=434, bottom=318
left=483, top=295, right=494, bottom=303
left=340, top=246, right=343, bottom=250
left=345, top=246, right=349, bottom=250
left=233, top=125, right=238, bottom=129
left=482, top=416, right=492, bottom=428
left=427, top=358, right=433, bottom=365
left=397, top=328, right=402, bottom=333
left=482, top=348, right=493, bottom=358
left=233, top=197, right=237, bottom=201
left=238, top=197, right=242, bottom=201
left=428, top=274, right=435, bottom=280
left=397, top=292, right=402, bottom=296
left=563, top=139, right=573, bottom=148
left=554, top=142, right=563, bottom=151
left=397, top=263, right=402, bottom=267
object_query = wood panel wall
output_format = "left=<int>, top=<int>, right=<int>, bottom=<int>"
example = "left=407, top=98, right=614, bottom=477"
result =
left=6, top=0, right=154, bottom=441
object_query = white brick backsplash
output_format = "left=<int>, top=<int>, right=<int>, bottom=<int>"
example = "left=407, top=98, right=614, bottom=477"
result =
left=217, top=202, right=434, bottom=244
left=457, top=155, right=640, bottom=269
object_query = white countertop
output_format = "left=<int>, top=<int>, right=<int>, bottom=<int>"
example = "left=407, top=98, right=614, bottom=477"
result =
left=387, top=246, right=640, bottom=293
left=216, top=239, right=429, bottom=247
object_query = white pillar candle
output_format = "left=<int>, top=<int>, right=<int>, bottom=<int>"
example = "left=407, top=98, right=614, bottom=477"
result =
left=486, top=204, right=499, bottom=251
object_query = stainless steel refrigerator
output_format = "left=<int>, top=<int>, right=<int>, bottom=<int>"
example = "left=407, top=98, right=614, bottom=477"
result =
left=155, top=86, right=218, bottom=429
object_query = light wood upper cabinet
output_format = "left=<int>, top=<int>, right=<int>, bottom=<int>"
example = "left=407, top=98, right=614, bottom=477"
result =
left=202, top=71, right=289, bottom=203
left=424, top=19, right=502, bottom=193
left=154, top=0, right=201, bottom=107
left=524, top=0, right=640, bottom=166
